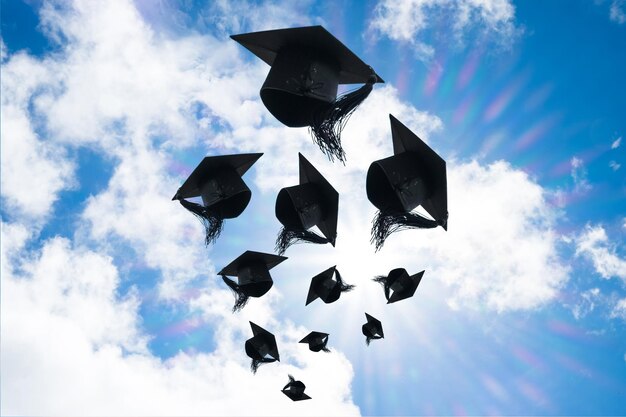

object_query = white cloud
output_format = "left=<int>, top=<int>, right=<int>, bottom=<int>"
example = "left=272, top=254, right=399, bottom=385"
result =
left=571, top=288, right=601, bottom=320
left=609, top=160, right=621, bottom=171
left=611, top=298, right=626, bottom=320
left=610, top=0, right=626, bottom=24
left=571, top=156, right=592, bottom=193
left=611, top=136, right=622, bottom=149
left=367, top=0, right=520, bottom=59
left=576, top=225, right=626, bottom=281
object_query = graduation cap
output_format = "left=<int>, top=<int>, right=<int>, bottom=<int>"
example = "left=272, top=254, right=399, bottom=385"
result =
left=282, top=375, right=311, bottom=401
left=362, top=313, right=384, bottom=345
left=275, top=153, right=339, bottom=255
left=299, top=331, right=330, bottom=352
left=219, top=250, right=287, bottom=312
left=173, top=153, right=263, bottom=245
left=245, top=321, right=280, bottom=373
left=306, top=266, right=355, bottom=305
left=373, top=268, right=425, bottom=304
left=366, top=114, right=448, bottom=251
left=231, top=25, right=384, bottom=163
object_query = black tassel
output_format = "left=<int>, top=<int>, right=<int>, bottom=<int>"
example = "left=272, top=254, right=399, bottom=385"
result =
left=365, top=336, right=372, bottom=346
left=373, top=275, right=390, bottom=300
left=251, top=357, right=276, bottom=374
left=178, top=199, right=224, bottom=246
left=321, top=346, right=331, bottom=353
left=275, top=226, right=329, bottom=255
left=310, top=75, right=377, bottom=163
left=334, top=269, right=355, bottom=293
left=222, top=276, right=250, bottom=312
left=370, top=210, right=439, bottom=251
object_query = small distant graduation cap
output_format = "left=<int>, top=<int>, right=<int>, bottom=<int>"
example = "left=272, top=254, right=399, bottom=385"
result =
left=362, top=313, right=384, bottom=345
left=282, top=375, right=311, bottom=401
left=173, top=153, right=263, bottom=245
left=219, top=250, right=287, bottom=312
left=245, top=321, right=280, bottom=373
left=306, top=266, right=355, bottom=306
left=275, top=153, right=338, bottom=255
left=366, top=115, right=448, bottom=251
left=373, top=268, right=425, bottom=304
left=299, top=331, right=330, bottom=352
left=231, top=25, right=384, bottom=163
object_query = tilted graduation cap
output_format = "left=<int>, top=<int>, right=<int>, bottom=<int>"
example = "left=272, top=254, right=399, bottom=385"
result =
left=219, top=251, right=287, bottom=312
left=373, top=268, right=425, bottom=304
left=366, top=114, right=448, bottom=251
left=306, top=265, right=355, bottom=306
left=282, top=375, right=311, bottom=401
left=275, top=153, right=339, bottom=255
left=299, top=331, right=330, bottom=352
left=173, top=153, right=263, bottom=245
left=362, top=313, right=384, bottom=345
left=231, top=25, right=384, bottom=163
left=245, top=321, right=280, bottom=373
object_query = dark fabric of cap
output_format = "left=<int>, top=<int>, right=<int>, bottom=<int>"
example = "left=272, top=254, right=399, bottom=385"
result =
left=362, top=313, right=384, bottom=345
left=245, top=322, right=280, bottom=373
left=231, top=25, right=384, bottom=163
left=275, top=153, right=338, bottom=254
left=366, top=114, right=448, bottom=250
left=299, top=331, right=330, bottom=352
left=305, top=266, right=355, bottom=305
left=282, top=375, right=311, bottom=401
left=219, top=251, right=287, bottom=312
left=373, top=268, right=425, bottom=304
left=173, top=153, right=262, bottom=245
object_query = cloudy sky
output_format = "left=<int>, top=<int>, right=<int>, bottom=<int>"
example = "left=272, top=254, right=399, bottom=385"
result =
left=1, top=0, right=625, bottom=415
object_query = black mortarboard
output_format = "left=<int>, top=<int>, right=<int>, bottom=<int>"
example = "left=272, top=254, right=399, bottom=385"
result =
left=373, top=268, right=425, bottom=304
left=362, top=313, right=384, bottom=345
left=173, top=153, right=263, bottom=245
left=231, top=25, right=384, bottom=163
left=219, top=251, right=287, bottom=312
left=299, top=331, right=330, bottom=352
left=366, top=114, right=448, bottom=250
left=245, top=321, right=280, bottom=373
left=275, top=153, right=339, bottom=254
left=282, top=375, right=311, bottom=401
left=305, top=265, right=354, bottom=306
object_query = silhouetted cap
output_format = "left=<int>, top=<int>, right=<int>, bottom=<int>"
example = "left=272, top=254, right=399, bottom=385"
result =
left=219, top=251, right=287, bottom=312
left=231, top=25, right=384, bottom=163
left=282, top=375, right=311, bottom=401
left=306, top=266, right=355, bottom=305
left=362, top=313, right=384, bottom=345
left=245, top=321, right=280, bottom=373
left=374, top=268, right=425, bottom=304
left=366, top=114, right=448, bottom=250
left=173, top=153, right=263, bottom=245
left=275, top=153, right=339, bottom=254
left=299, top=331, right=330, bottom=352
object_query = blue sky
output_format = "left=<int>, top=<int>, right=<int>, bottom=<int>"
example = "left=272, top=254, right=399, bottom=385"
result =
left=1, top=0, right=625, bottom=415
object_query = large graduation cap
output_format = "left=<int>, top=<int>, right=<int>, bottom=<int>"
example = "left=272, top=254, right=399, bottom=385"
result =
left=299, top=331, right=330, bottom=352
left=173, top=153, right=263, bottom=245
left=219, top=251, right=287, bottom=312
left=306, top=265, right=354, bottom=306
left=231, top=25, right=384, bottom=163
left=282, top=375, right=311, bottom=401
left=245, top=321, right=280, bottom=373
left=275, top=153, right=339, bottom=255
left=374, top=268, right=425, bottom=304
left=366, top=114, right=448, bottom=251
left=362, top=313, right=384, bottom=345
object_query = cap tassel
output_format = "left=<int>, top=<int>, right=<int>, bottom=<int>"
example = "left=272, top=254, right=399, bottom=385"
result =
left=222, top=276, right=250, bottom=312
left=309, top=74, right=377, bottom=163
left=250, top=357, right=275, bottom=374
left=373, top=275, right=391, bottom=300
left=370, top=210, right=438, bottom=251
left=275, top=226, right=329, bottom=255
left=178, top=199, right=224, bottom=246
left=321, top=346, right=331, bottom=353
left=334, top=269, right=355, bottom=293
left=365, top=335, right=373, bottom=346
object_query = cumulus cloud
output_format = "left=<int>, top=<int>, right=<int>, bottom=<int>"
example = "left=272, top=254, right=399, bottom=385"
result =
left=575, top=225, right=626, bottom=281
left=610, top=0, right=626, bottom=24
left=367, top=0, right=520, bottom=59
